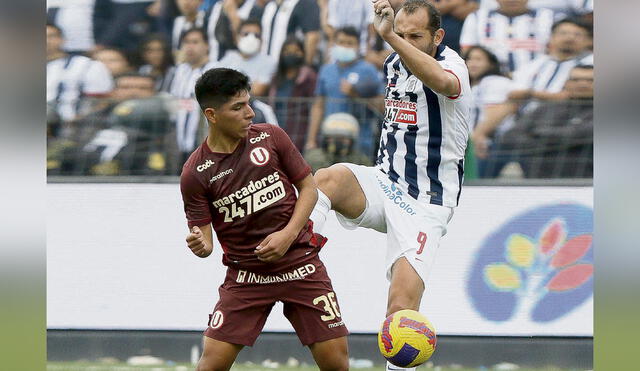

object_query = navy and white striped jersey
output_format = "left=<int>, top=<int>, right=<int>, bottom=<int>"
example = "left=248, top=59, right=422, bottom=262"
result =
left=376, top=45, right=472, bottom=207
left=171, top=10, right=207, bottom=53
left=479, top=0, right=593, bottom=17
left=460, top=7, right=555, bottom=73
left=207, top=0, right=255, bottom=62
left=259, top=0, right=320, bottom=61
left=47, top=54, right=114, bottom=121
left=512, top=52, right=593, bottom=93
left=511, top=52, right=592, bottom=113
left=470, top=74, right=513, bottom=132
left=169, top=61, right=217, bottom=153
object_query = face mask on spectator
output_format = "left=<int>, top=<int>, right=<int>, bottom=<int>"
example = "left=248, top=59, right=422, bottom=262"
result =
left=282, top=54, right=304, bottom=68
left=238, top=33, right=261, bottom=56
left=331, top=45, right=357, bottom=63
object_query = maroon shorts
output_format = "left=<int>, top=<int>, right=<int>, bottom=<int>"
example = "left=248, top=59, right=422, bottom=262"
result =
left=203, top=256, right=348, bottom=346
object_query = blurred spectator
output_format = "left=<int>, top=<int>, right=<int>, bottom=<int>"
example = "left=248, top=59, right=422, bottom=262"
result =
left=207, top=0, right=257, bottom=61
left=138, top=34, right=177, bottom=92
left=252, top=0, right=321, bottom=65
left=47, top=23, right=114, bottom=125
left=479, top=0, right=593, bottom=20
left=93, top=0, right=158, bottom=53
left=323, top=0, right=374, bottom=55
left=250, top=98, right=280, bottom=126
left=47, top=0, right=96, bottom=53
left=215, top=20, right=276, bottom=96
left=92, top=47, right=135, bottom=77
left=304, top=112, right=372, bottom=171
left=48, top=73, right=178, bottom=176
left=156, top=0, right=181, bottom=36
left=169, top=28, right=217, bottom=164
left=171, top=0, right=208, bottom=54
left=460, top=0, right=554, bottom=73
left=464, top=46, right=514, bottom=177
left=498, top=65, right=593, bottom=178
left=469, top=18, right=592, bottom=177
left=509, top=18, right=593, bottom=104
left=306, top=26, right=384, bottom=157
left=433, top=0, right=480, bottom=52
left=267, top=37, right=317, bottom=151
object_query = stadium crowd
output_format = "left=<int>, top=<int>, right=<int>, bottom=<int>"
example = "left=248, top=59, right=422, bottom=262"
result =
left=47, top=0, right=593, bottom=178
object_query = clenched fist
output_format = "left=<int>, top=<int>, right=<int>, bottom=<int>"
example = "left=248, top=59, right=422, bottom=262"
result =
left=372, top=0, right=395, bottom=38
left=186, top=226, right=212, bottom=258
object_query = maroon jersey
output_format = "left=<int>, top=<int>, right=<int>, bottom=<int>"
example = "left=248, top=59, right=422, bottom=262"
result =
left=180, top=124, right=324, bottom=273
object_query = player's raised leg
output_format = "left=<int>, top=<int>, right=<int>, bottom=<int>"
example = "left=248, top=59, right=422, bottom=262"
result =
left=196, top=336, right=243, bottom=371
left=310, top=164, right=367, bottom=233
left=309, top=337, right=350, bottom=371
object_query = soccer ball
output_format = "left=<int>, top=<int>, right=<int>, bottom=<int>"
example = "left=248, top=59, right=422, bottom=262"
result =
left=377, top=309, right=437, bottom=367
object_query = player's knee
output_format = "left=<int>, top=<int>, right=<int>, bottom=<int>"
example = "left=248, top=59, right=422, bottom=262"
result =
left=314, top=167, right=336, bottom=192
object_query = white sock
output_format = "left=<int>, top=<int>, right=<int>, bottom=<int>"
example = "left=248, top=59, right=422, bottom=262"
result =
left=386, top=361, right=416, bottom=371
left=309, top=189, right=332, bottom=233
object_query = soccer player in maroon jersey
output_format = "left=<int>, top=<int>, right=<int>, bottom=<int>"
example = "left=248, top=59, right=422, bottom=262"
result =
left=180, top=68, right=349, bottom=371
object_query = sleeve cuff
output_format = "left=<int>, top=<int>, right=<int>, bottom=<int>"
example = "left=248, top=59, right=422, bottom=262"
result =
left=187, top=219, right=212, bottom=228
left=289, top=165, right=312, bottom=184
left=444, top=69, right=461, bottom=100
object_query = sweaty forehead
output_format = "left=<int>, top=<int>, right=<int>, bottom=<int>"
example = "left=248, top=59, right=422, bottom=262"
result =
left=395, top=8, right=430, bottom=34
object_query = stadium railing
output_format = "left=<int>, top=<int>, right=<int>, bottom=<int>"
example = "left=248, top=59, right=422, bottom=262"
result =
left=46, top=96, right=593, bottom=183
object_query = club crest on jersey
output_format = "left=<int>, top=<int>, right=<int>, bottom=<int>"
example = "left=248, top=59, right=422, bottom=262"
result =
left=250, top=147, right=270, bottom=166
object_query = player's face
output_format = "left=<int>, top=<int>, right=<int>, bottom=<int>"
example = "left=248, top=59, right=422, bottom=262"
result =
left=465, top=48, right=491, bottom=81
left=209, top=90, right=255, bottom=139
left=181, top=32, right=209, bottom=64
left=550, top=23, right=592, bottom=56
left=394, top=8, right=442, bottom=57
left=564, top=68, right=594, bottom=99
left=46, top=26, right=63, bottom=56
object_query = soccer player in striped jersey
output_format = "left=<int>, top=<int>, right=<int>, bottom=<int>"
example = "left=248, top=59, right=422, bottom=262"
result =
left=310, top=1, right=471, bottom=369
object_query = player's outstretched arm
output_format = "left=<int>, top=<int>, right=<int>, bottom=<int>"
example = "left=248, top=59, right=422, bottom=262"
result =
left=372, top=0, right=459, bottom=97
left=255, top=174, right=319, bottom=262
left=186, top=224, right=214, bottom=258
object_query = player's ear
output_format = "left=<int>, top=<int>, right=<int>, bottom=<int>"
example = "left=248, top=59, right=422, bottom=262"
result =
left=434, top=28, right=445, bottom=46
left=204, top=107, right=216, bottom=124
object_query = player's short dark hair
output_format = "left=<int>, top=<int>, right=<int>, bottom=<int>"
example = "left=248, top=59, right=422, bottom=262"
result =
left=180, top=28, right=209, bottom=45
left=195, top=68, right=251, bottom=110
left=335, top=26, right=360, bottom=42
left=400, top=0, right=441, bottom=34
left=551, top=17, right=593, bottom=38
left=239, top=19, right=262, bottom=35
left=46, top=22, right=63, bottom=37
